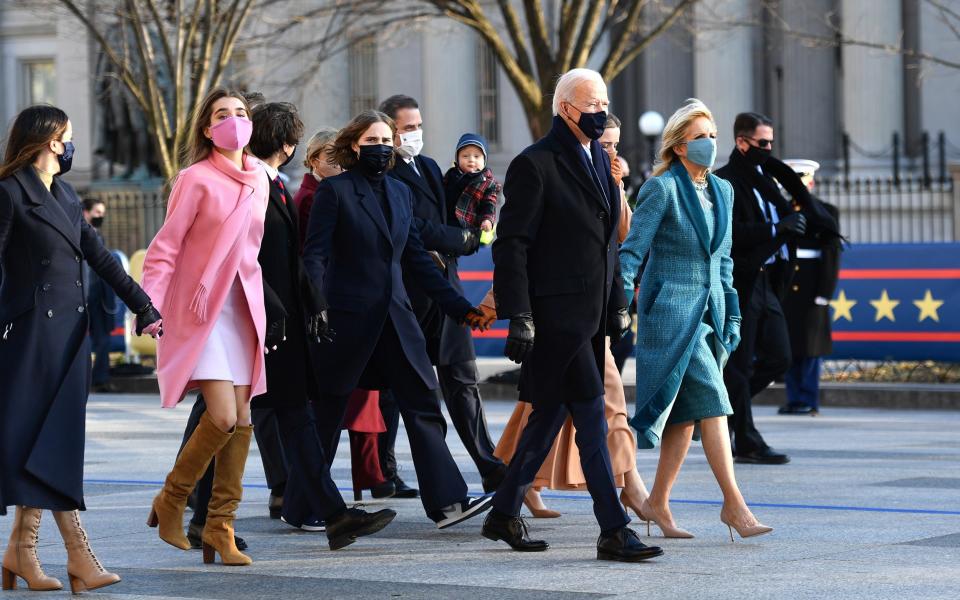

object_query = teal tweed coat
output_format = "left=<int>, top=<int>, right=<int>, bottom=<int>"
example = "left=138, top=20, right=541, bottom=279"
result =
left=620, top=161, right=741, bottom=448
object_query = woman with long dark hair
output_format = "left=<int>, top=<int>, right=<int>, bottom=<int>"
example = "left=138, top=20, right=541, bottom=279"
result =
left=0, top=105, right=162, bottom=593
left=141, top=88, right=271, bottom=566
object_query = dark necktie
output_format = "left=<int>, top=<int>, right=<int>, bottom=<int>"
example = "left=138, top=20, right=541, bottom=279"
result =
left=274, top=176, right=287, bottom=204
left=583, top=148, right=609, bottom=210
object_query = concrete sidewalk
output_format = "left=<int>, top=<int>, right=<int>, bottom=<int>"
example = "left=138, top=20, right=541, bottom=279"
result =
left=2, top=394, right=959, bottom=599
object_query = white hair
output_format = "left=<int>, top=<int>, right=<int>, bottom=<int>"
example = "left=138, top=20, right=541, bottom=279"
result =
left=552, top=68, right=605, bottom=116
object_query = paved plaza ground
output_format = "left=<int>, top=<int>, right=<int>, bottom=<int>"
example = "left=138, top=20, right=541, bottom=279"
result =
left=2, top=393, right=959, bottom=599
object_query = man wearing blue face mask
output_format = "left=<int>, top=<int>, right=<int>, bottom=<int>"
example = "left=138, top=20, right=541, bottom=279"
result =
left=715, top=112, right=811, bottom=466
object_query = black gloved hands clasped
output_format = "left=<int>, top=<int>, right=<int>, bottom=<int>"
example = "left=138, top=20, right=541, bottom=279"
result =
left=607, top=307, right=631, bottom=341
left=775, top=212, right=806, bottom=236
left=504, top=313, right=534, bottom=364
left=265, top=318, right=286, bottom=354
left=307, top=310, right=336, bottom=343
left=134, top=303, right=163, bottom=338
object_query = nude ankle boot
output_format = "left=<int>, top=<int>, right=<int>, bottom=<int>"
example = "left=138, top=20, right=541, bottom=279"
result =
left=202, top=425, right=253, bottom=565
left=1, top=506, right=62, bottom=591
left=52, top=510, right=120, bottom=594
left=147, top=412, right=234, bottom=549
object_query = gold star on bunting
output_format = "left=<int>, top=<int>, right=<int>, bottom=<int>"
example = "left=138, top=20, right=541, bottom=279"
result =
left=870, top=290, right=900, bottom=322
left=913, top=290, right=944, bottom=323
left=830, top=289, right=857, bottom=322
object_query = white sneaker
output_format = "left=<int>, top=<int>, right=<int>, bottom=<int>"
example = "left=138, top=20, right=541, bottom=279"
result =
left=436, top=494, right=494, bottom=530
left=281, top=515, right=326, bottom=532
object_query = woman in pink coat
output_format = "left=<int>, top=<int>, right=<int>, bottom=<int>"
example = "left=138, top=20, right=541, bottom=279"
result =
left=141, top=88, right=271, bottom=567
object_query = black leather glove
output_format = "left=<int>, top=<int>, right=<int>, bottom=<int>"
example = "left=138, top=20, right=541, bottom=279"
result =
left=134, top=303, right=163, bottom=337
left=461, top=228, right=481, bottom=256
left=265, top=318, right=286, bottom=353
left=504, top=313, right=534, bottom=364
left=307, top=310, right=336, bottom=343
left=775, top=212, right=807, bottom=236
left=607, top=307, right=631, bottom=341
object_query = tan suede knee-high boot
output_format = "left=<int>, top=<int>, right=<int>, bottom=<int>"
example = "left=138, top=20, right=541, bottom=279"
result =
left=1, top=506, right=62, bottom=591
left=148, top=412, right=234, bottom=549
left=52, top=510, right=120, bottom=594
left=202, top=424, right=253, bottom=566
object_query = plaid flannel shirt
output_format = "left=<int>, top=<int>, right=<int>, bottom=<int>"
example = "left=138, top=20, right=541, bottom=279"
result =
left=453, top=167, right=501, bottom=228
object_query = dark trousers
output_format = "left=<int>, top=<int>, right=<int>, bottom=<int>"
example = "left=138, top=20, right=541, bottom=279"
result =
left=320, top=319, right=467, bottom=516
left=276, top=403, right=347, bottom=525
left=492, top=394, right=629, bottom=533
left=724, top=269, right=792, bottom=454
left=182, top=396, right=288, bottom=524
left=437, top=360, right=503, bottom=477
left=88, top=308, right=112, bottom=385
left=377, top=390, right=400, bottom=481
left=785, top=357, right=822, bottom=410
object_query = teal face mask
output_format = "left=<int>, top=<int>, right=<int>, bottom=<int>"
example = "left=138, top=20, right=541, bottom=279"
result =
left=685, top=137, right=717, bottom=168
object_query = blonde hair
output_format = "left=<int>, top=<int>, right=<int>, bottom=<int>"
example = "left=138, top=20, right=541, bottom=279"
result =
left=303, top=128, right=339, bottom=170
left=552, top=68, right=604, bottom=116
left=652, top=98, right=715, bottom=177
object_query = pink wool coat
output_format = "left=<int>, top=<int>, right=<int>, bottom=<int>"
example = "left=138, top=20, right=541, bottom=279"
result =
left=142, top=151, right=269, bottom=408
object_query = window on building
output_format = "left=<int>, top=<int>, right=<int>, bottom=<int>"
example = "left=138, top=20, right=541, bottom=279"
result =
left=477, top=40, right=499, bottom=147
left=348, top=38, right=378, bottom=116
left=21, top=59, right=56, bottom=107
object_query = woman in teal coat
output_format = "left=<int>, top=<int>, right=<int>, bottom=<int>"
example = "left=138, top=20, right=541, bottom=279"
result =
left=620, top=99, right=771, bottom=541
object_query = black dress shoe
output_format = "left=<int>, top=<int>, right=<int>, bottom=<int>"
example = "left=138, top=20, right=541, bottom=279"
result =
left=187, top=521, right=247, bottom=551
left=391, top=475, right=419, bottom=499
left=326, top=507, right=397, bottom=551
left=268, top=494, right=283, bottom=519
left=735, top=447, right=790, bottom=465
left=481, top=464, right=508, bottom=494
left=481, top=510, right=548, bottom=552
left=597, top=526, right=663, bottom=562
left=370, top=480, right=397, bottom=499
left=778, top=404, right=816, bottom=415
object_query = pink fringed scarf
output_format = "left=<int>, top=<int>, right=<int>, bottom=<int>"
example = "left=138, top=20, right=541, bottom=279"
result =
left=189, top=150, right=264, bottom=323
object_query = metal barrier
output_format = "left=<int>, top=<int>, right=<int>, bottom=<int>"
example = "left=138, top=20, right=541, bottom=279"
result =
left=817, top=176, right=958, bottom=243
left=83, top=183, right=167, bottom=256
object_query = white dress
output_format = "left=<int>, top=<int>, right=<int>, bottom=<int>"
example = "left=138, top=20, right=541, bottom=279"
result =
left=191, top=275, right=257, bottom=384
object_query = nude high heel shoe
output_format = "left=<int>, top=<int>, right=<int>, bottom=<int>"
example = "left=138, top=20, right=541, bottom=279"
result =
left=720, top=508, right=773, bottom=541
left=1, top=506, right=62, bottom=591
left=638, top=498, right=694, bottom=539
left=522, top=488, right=560, bottom=518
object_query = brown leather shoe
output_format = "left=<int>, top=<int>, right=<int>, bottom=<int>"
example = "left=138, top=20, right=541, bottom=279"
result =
left=201, top=425, right=253, bottom=566
left=1, top=506, right=62, bottom=591
left=148, top=412, right=233, bottom=550
left=52, top=510, right=120, bottom=593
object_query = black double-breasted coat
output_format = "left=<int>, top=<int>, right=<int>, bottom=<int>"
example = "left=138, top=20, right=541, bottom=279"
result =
left=388, top=155, right=476, bottom=366
left=492, top=117, right=626, bottom=405
left=251, top=174, right=324, bottom=410
left=0, top=167, right=150, bottom=514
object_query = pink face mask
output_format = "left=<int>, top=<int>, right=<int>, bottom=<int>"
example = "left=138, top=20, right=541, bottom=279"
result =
left=209, top=116, right=252, bottom=151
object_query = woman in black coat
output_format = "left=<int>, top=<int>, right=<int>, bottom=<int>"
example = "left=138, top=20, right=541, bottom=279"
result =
left=0, top=106, right=161, bottom=593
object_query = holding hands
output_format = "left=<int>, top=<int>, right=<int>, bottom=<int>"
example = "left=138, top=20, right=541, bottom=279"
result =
left=134, top=303, right=164, bottom=338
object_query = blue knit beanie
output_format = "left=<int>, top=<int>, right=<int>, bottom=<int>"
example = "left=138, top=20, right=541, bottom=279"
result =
left=455, top=133, right=488, bottom=161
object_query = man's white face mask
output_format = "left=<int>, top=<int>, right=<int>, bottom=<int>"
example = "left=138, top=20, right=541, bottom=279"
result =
left=397, top=129, right=424, bottom=159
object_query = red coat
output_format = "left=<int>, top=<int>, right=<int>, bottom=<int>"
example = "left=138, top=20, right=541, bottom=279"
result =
left=292, top=172, right=320, bottom=252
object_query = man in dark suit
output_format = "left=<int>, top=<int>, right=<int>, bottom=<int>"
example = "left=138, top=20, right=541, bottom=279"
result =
left=715, top=112, right=835, bottom=464
left=480, top=69, right=662, bottom=562
left=81, top=198, right=118, bottom=393
left=377, top=94, right=505, bottom=497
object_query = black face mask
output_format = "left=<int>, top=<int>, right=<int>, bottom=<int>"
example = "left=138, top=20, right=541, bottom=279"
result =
left=57, top=141, right=75, bottom=175
left=280, top=145, right=297, bottom=169
left=91, top=216, right=104, bottom=228
left=356, top=144, right=393, bottom=175
left=621, top=175, right=633, bottom=191
left=743, top=143, right=771, bottom=167
left=571, top=107, right=607, bottom=140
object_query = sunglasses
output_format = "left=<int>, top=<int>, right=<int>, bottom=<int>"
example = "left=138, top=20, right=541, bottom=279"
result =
left=744, top=136, right=773, bottom=149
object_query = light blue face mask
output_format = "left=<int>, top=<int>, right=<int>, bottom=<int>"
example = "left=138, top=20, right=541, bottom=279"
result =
left=685, top=137, right=717, bottom=168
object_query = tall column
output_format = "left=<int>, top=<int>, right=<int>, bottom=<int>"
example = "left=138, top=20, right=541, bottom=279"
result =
left=841, top=0, right=904, bottom=175
left=693, top=0, right=756, bottom=166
